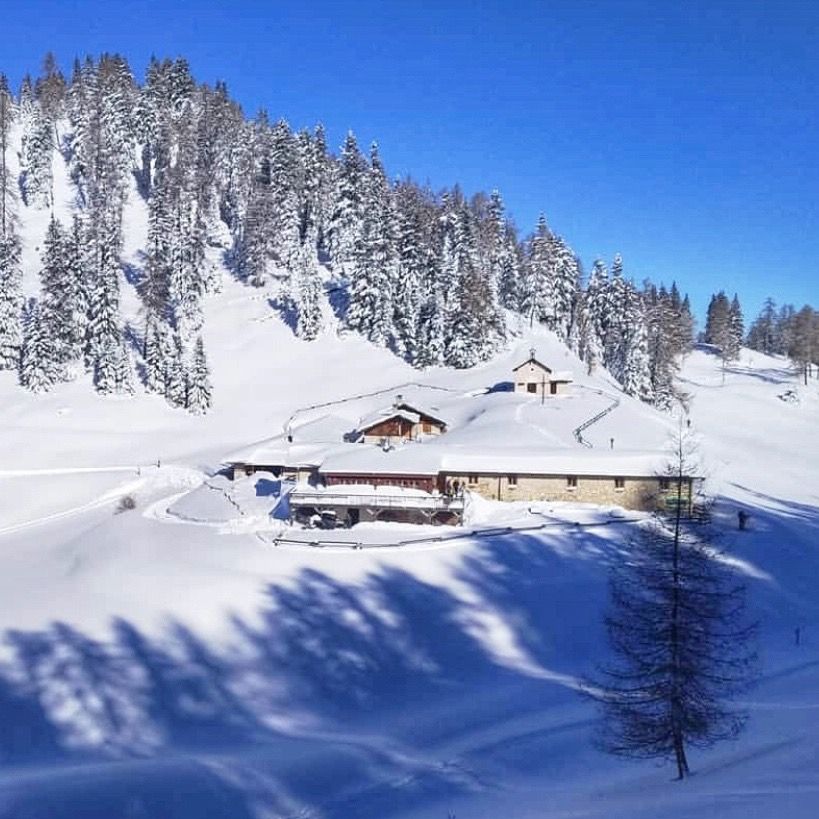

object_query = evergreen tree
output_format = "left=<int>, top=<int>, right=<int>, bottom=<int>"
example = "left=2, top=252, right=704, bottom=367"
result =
left=620, top=291, right=654, bottom=403
left=345, top=143, right=394, bottom=345
left=39, top=217, right=85, bottom=367
left=727, top=294, right=744, bottom=360
left=520, top=215, right=554, bottom=326
left=20, top=301, right=60, bottom=392
left=186, top=335, right=212, bottom=414
left=142, top=317, right=168, bottom=394
left=582, top=260, right=609, bottom=372
left=391, top=181, right=426, bottom=361
left=294, top=241, right=323, bottom=341
left=20, top=80, right=54, bottom=209
left=164, top=332, right=188, bottom=408
left=328, top=131, right=367, bottom=273
left=93, top=335, right=134, bottom=395
left=0, top=78, right=21, bottom=372
left=704, top=291, right=732, bottom=348
left=746, top=297, right=777, bottom=355
left=0, top=74, right=16, bottom=239
left=0, top=233, right=22, bottom=370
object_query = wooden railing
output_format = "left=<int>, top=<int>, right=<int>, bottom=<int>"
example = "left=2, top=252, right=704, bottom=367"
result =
left=289, top=490, right=464, bottom=512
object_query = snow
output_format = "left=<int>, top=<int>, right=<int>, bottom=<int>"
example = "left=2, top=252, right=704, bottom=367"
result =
left=1, top=138, right=818, bottom=816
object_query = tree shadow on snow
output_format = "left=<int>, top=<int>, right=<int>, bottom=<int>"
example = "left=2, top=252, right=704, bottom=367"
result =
left=0, top=501, right=814, bottom=818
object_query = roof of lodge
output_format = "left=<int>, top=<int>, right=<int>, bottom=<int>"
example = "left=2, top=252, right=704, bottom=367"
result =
left=355, top=401, right=448, bottom=433
left=512, top=356, right=573, bottom=382
left=319, top=443, right=671, bottom=478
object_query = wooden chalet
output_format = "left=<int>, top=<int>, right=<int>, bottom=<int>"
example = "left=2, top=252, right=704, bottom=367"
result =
left=354, top=397, right=448, bottom=444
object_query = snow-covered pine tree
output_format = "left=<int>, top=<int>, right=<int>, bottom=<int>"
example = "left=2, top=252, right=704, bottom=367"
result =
left=93, top=335, right=134, bottom=395
left=603, top=254, right=629, bottom=381
left=268, top=118, right=301, bottom=270
left=86, top=205, right=134, bottom=392
left=0, top=75, right=22, bottom=372
left=0, top=74, right=16, bottom=239
left=164, top=332, right=188, bottom=408
left=167, top=120, right=206, bottom=339
left=38, top=217, right=75, bottom=369
left=416, top=224, right=446, bottom=368
left=142, top=317, right=167, bottom=394
left=306, top=123, right=335, bottom=254
left=620, top=289, right=654, bottom=403
left=582, top=259, right=610, bottom=373
left=142, top=157, right=173, bottom=338
left=644, top=284, right=677, bottom=410
left=391, top=181, right=428, bottom=361
left=550, top=235, right=581, bottom=342
left=34, top=53, right=66, bottom=128
left=186, top=335, right=212, bottom=414
left=345, top=143, right=395, bottom=345
left=520, top=214, right=555, bottom=326
left=445, top=199, right=498, bottom=367
left=416, top=286, right=446, bottom=368
left=0, top=232, right=22, bottom=371
left=727, top=293, right=744, bottom=359
left=20, top=300, right=60, bottom=392
left=328, top=131, right=367, bottom=274
left=488, top=191, right=521, bottom=312
left=294, top=240, right=323, bottom=341
left=19, top=78, right=54, bottom=209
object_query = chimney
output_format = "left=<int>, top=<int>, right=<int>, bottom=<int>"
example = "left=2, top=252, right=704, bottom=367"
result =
left=394, top=393, right=403, bottom=408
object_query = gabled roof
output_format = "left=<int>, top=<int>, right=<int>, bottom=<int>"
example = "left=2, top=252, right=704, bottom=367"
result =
left=512, top=355, right=553, bottom=374
left=356, top=402, right=448, bottom=434
left=394, top=401, right=448, bottom=428
left=357, top=408, right=421, bottom=433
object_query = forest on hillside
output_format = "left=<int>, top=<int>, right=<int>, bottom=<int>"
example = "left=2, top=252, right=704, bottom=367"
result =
left=0, top=54, right=812, bottom=415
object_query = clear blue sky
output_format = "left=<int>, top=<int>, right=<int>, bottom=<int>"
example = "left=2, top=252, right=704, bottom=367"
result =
left=2, top=0, right=817, bottom=322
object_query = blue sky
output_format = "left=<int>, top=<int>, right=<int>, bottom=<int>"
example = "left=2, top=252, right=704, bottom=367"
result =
left=2, top=0, right=817, bottom=322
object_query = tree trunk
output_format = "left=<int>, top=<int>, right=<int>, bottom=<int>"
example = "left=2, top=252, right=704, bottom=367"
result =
left=674, top=733, right=690, bottom=780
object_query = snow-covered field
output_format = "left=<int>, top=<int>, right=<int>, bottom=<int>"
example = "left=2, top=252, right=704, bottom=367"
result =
left=1, top=311, right=817, bottom=818
left=2, top=142, right=818, bottom=819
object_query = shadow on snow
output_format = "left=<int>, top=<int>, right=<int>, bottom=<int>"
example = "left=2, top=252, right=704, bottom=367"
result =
left=0, top=497, right=816, bottom=818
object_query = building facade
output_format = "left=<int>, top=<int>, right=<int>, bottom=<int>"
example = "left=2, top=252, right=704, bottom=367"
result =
left=512, top=352, right=573, bottom=397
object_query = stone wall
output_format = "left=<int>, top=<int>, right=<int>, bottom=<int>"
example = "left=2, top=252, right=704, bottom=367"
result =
left=444, top=472, right=690, bottom=512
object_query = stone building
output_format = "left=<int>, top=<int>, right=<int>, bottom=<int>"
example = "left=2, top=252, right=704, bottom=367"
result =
left=513, top=350, right=573, bottom=397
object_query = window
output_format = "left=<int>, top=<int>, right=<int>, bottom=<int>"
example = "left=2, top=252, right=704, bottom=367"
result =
left=468, top=474, right=479, bottom=485
left=566, top=476, right=578, bottom=489
left=659, top=478, right=670, bottom=493
left=508, top=475, right=518, bottom=486
left=550, top=382, right=558, bottom=395
left=527, top=383, right=537, bottom=394
left=614, top=478, right=625, bottom=490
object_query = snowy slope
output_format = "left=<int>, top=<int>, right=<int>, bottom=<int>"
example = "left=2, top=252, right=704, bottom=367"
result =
left=0, top=139, right=818, bottom=817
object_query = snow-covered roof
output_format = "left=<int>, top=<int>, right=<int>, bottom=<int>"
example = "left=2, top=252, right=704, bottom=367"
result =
left=513, top=355, right=552, bottom=373
left=550, top=371, right=574, bottom=382
left=356, top=408, right=421, bottom=431
left=394, top=401, right=448, bottom=427
left=320, top=445, right=442, bottom=475
left=224, top=439, right=350, bottom=468
left=440, top=449, right=667, bottom=477
left=318, top=443, right=669, bottom=479
left=355, top=401, right=448, bottom=433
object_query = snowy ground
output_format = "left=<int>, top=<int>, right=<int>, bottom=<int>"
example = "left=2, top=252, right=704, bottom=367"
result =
left=0, top=336, right=817, bottom=818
